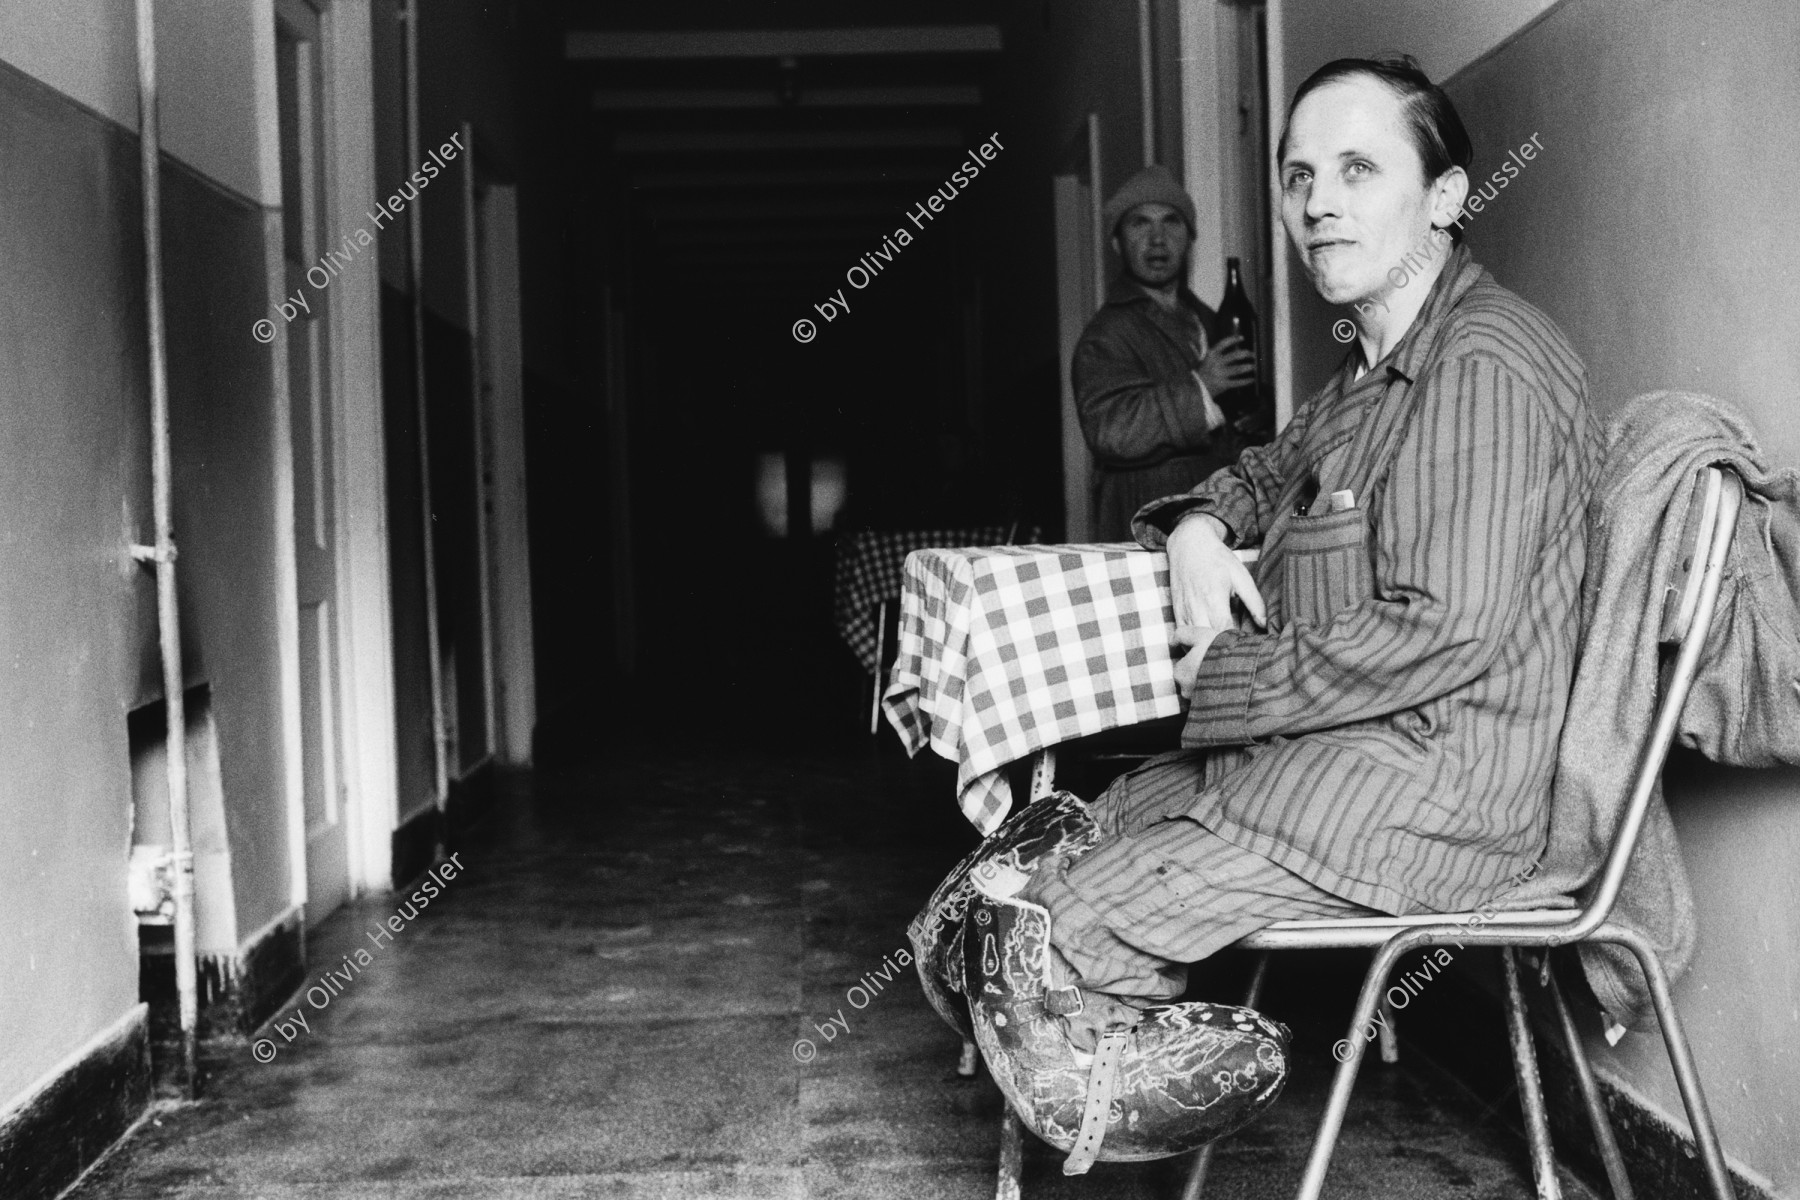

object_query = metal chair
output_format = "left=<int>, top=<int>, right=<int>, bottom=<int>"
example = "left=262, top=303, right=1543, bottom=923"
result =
left=986, top=466, right=1743, bottom=1200
left=1181, top=465, right=1742, bottom=1200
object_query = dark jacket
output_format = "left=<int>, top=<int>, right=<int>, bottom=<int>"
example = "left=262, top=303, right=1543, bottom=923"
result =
left=1073, top=277, right=1235, bottom=539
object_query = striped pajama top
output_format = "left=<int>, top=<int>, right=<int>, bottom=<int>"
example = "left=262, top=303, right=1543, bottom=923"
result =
left=1132, top=243, right=1602, bottom=916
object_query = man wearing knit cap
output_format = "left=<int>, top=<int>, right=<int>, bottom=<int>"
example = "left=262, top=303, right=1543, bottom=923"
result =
left=1072, top=164, right=1257, bottom=539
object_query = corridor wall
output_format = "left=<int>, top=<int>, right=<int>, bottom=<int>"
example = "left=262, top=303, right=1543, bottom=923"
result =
left=0, top=6, right=299, bottom=1194
left=0, top=54, right=154, bottom=1137
left=1446, top=2, right=1800, bottom=1191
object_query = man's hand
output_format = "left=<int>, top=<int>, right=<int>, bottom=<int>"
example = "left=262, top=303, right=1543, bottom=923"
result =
left=1167, top=512, right=1267, bottom=632
left=1172, top=625, right=1220, bottom=700
left=1196, top=334, right=1257, bottom=396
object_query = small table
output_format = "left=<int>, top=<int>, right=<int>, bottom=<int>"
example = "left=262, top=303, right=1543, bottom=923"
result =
left=882, top=542, right=1255, bottom=834
left=832, top=524, right=1030, bottom=732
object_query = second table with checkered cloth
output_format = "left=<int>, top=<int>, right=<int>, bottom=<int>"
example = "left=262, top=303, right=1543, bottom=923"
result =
left=882, top=542, right=1253, bottom=834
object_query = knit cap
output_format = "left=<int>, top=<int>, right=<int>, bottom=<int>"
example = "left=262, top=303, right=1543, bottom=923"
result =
left=1101, top=164, right=1196, bottom=238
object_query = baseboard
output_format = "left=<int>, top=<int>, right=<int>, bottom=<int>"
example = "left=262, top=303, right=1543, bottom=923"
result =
left=1394, top=950, right=1775, bottom=1200
left=446, top=756, right=496, bottom=844
left=0, top=1004, right=150, bottom=1200
left=140, top=905, right=306, bottom=1082
left=1537, top=1038, right=1781, bottom=1200
left=387, top=761, right=496, bottom=890
left=212, top=908, right=307, bottom=1037
left=391, top=801, right=443, bottom=891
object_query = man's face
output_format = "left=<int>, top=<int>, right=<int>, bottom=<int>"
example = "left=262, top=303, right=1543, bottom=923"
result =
left=1278, top=75, right=1459, bottom=309
left=1114, top=202, right=1191, bottom=288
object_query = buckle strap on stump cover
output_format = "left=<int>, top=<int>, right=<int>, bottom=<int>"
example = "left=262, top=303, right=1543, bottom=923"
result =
left=1062, top=1028, right=1130, bottom=1175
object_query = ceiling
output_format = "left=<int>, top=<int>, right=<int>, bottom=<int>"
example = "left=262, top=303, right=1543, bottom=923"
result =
left=558, top=2, right=1005, bottom=304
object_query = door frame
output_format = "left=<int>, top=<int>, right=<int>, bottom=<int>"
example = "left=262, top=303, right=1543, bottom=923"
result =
left=1263, top=0, right=1291, bottom=427
left=1180, top=0, right=1283, bottom=425
left=457, top=122, right=501, bottom=771
left=269, top=0, right=397, bottom=910
left=1051, top=113, right=1104, bottom=542
left=469, top=178, right=536, bottom=766
left=441, top=124, right=536, bottom=773
left=319, top=0, right=398, bottom=895
left=1177, top=0, right=1229, bottom=309
left=1180, top=0, right=1278, bottom=393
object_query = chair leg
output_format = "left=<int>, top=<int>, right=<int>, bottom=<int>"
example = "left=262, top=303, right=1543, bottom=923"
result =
left=1289, top=937, right=1408, bottom=1200
left=996, top=1109, right=1024, bottom=1200
left=958, top=1038, right=980, bottom=1078
left=1242, top=948, right=1272, bottom=1008
left=1602, top=929, right=1736, bottom=1200
left=1179, top=1136, right=1216, bottom=1199
left=868, top=600, right=889, bottom=735
left=1028, top=747, right=1058, bottom=801
left=1546, top=960, right=1636, bottom=1200
left=1377, top=991, right=1400, bottom=1064
left=1502, top=948, right=1563, bottom=1200
left=1178, top=951, right=1273, bottom=1199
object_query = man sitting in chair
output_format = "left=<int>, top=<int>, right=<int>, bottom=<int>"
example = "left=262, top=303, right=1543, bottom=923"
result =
left=922, top=54, right=1602, bottom=1168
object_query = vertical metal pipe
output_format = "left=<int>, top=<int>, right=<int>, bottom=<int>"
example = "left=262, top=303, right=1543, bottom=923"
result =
left=1138, top=0, right=1156, bottom=165
left=133, top=0, right=198, bottom=1097
left=404, top=0, right=450, bottom=812
left=1087, top=113, right=1105, bottom=312
left=1264, top=0, right=1292, bottom=428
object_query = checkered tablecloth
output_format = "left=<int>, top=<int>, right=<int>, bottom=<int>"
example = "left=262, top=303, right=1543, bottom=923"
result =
left=882, top=543, right=1190, bottom=834
left=832, top=525, right=1028, bottom=673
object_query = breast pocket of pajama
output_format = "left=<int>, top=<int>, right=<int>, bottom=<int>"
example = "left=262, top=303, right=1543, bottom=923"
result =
left=1279, top=506, right=1375, bottom=626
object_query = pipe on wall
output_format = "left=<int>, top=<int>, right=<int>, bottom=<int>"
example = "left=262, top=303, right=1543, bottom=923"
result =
left=1265, top=0, right=1293, bottom=427
left=1138, top=0, right=1155, bottom=165
left=1087, top=112, right=1105, bottom=312
left=131, top=0, right=199, bottom=1097
left=403, top=0, right=450, bottom=815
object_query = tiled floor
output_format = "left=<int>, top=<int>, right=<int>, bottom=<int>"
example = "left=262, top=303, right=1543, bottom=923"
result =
left=71, top=740, right=1595, bottom=1199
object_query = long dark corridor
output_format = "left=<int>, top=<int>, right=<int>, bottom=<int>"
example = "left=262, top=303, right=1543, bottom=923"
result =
left=4, top=3, right=1796, bottom=1197
left=73, top=738, right=1594, bottom=1199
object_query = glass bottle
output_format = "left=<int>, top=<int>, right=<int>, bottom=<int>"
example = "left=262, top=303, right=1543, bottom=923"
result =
left=1214, top=257, right=1268, bottom=434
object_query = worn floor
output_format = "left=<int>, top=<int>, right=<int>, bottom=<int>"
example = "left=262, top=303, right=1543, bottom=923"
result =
left=71, top=734, right=1598, bottom=1199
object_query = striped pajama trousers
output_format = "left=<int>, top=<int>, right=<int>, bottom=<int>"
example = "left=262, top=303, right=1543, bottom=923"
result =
left=1018, top=751, right=1380, bottom=1047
